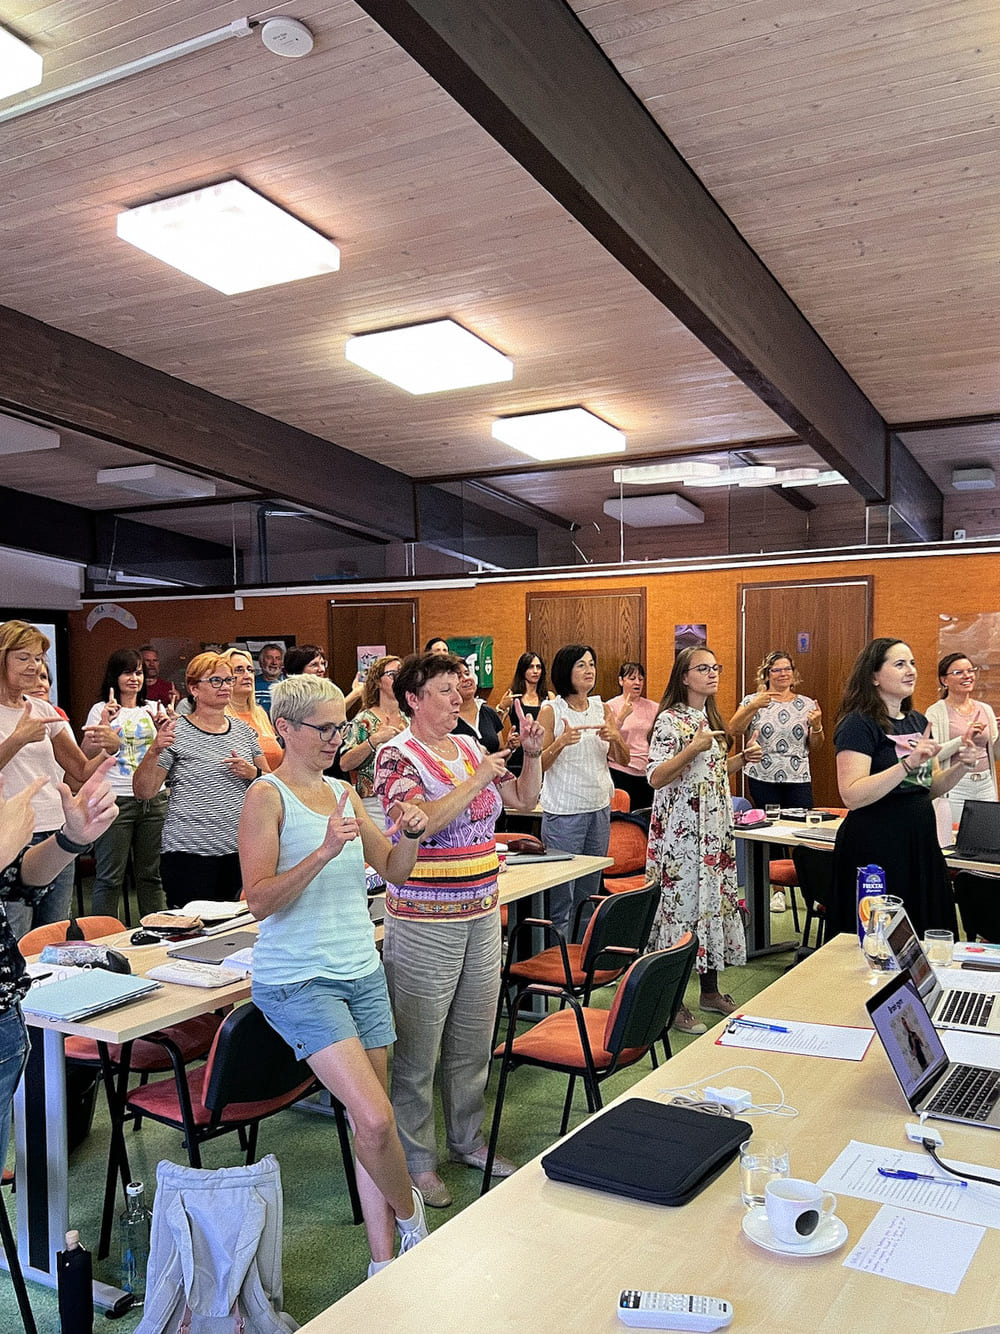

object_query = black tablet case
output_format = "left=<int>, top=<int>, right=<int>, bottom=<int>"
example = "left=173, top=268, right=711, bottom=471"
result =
left=541, top=1099, right=751, bottom=1206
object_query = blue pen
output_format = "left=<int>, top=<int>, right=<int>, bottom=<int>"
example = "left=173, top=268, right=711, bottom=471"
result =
left=729, top=1017, right=789, bottom=1034
left=877, top=1167, right=966, bottom=1188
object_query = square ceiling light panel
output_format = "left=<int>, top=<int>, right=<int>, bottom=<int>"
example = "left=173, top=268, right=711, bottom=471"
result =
left=0, top=415, right=58, bottom=455
left=96, top=465, right=217, bottom=500
left=603, top=493, right=704, bottom=527
left=345, top=320, right=513, bottom=394
left=0, top=27, right=43, bottom=98
left=492, top=408, right=626, bottom=462
left=116, top=180, right=340, bottom=294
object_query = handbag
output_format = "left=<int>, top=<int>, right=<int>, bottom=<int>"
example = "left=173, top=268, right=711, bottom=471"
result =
left=541, top=1098, right=750, bottom=1206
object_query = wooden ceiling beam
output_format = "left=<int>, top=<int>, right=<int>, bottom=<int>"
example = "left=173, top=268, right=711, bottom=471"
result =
left=0, top=306, right=418, bottom=544
left=357, top=0, right=943, bottom=537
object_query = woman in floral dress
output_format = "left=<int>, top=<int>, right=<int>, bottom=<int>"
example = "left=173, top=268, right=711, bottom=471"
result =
left=645, top=646, right=761, bottom=1036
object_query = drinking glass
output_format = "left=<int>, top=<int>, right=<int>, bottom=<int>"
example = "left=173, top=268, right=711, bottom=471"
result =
left=924, top=929, right=954, bottom=967
left=806, top=809, right=824, bottom=827
left=739, top=1138, right=789, bottom=1208
left=765, top=804, right=781, bottom=822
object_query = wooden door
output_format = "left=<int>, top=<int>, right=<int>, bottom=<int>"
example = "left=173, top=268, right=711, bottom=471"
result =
left=738, top=579, right=872, bottom=806
left=328, top=599, right=418, bottom=697
left=526, top=589, right=645, bottom=702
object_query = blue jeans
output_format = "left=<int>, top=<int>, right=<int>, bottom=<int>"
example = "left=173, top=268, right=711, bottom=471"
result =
left=0, top=1006, right=29, bottom=1167
left=541, top=806, right=612, bottom=941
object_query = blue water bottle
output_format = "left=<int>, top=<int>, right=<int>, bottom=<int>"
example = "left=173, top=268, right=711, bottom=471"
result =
left=857, top=864, right=887, bottom=946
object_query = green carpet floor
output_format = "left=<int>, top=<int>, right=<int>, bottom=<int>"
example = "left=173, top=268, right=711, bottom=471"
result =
left=0, top=903, right=803, bottom=1331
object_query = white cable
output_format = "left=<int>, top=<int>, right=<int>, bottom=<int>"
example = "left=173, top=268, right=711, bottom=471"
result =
left=654, top=1063, right=799, bottom=1120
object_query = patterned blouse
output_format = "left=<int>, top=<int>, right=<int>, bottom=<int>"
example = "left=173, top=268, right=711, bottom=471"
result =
left=0, top=852, right=43, bottom=1016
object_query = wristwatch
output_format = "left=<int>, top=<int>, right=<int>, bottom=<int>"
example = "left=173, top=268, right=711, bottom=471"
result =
left=54, top=826, right=93, bottom=855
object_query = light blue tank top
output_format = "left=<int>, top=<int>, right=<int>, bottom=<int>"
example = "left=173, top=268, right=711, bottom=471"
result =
left=251, top=774, right=379, bottom=986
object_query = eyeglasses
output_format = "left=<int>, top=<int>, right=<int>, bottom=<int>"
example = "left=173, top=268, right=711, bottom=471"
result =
left=295, top=720, right=343, bottom=743
left=770, top=666, right=794, bottom=674
left=198, top=676, right=235, bottom=688
left=689, top=663, right=723, bottom=676
left=231, top=664, right=254, bottom=675
left=946, top=667, right=979, bottom=678
left=382, top=670, right=400, bottom=679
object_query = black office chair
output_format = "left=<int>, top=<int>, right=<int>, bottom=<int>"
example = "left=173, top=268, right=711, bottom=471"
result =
left=791, top=845, right=835, bottom=949
left=481, top=934, right=698, bottom=1194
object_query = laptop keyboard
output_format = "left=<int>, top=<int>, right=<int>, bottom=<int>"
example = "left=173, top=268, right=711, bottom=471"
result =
left=939, top=989, right=996, bottom=1028
left=926, top=1064, right=1000, bottom=1121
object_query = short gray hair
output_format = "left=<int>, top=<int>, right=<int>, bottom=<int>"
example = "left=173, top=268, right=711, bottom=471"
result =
left=269, top=674, right=344, bottom=726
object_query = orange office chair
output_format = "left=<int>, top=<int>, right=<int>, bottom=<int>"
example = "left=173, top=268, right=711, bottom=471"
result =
left=602, top=813, right=649, bottom=895
left=482, top=934, right=698, bottom=1193
left=610, top=787, right=631, bottom=814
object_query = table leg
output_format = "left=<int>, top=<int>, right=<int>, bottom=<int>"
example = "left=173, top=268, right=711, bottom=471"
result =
left=97, top=1040, right=133, bottom=1260
left=745, top=840, right=798, bottom=958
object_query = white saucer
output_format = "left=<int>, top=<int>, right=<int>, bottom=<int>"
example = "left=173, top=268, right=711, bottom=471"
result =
left=741, top=1206, right=848, bottom=1257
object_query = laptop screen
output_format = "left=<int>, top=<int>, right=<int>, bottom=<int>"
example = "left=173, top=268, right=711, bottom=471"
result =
left=886, top=908, right=936, bottom=1000
left=867, top=971, right=949, bottom=1106
left=956, top=800, right=1000, bottom=856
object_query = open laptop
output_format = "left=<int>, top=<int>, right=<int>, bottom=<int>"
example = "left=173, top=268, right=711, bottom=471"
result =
left=867, top=969, right=1000, bottom=1129
left=950, top=800, right=1000, bottom=864
left=886, top=905, right=1000, bottom=1034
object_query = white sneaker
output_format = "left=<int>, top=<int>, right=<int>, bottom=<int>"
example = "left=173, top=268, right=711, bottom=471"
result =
left=770, top=891, right=786, bottom=913
left=396, top=1186, right=429, bottom=1253
left=367, top=1258, right=393, bottom=1278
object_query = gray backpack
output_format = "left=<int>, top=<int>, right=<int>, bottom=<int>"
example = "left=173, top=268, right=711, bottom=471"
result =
left=135, top=1156, right=298, bottom=1334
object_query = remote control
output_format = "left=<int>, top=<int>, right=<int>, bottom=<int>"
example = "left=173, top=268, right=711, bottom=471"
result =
left=617, top=1291, right=733, bottom=1331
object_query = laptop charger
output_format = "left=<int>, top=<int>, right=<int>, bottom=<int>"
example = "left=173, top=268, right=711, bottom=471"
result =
left=702, top=1086, right=753, bottom=1113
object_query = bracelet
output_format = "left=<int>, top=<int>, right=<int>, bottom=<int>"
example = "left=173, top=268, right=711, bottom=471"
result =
left=521, top=748, right=543, bottom=759
left=402, top=829, right=422, bottom=840
left=368, top=738, right=376, bottom=755
left=55, top=826, right=93, bottom=855
left=810, top=726, right=823, bottom=734
left=900, top=757, right=914, bottom=775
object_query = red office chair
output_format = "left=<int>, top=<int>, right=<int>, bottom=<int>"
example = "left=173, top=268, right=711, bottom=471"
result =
left=602, top=813, right=649, bottom=895
left=481, top=934, right=698, bottom=1194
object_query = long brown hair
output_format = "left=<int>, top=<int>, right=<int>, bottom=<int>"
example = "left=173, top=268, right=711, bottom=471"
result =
left=836, top=638, right=913, bottom=731
left=649, top=647, right=732, bottom=751
left=362, top=655, right=401, bottom=710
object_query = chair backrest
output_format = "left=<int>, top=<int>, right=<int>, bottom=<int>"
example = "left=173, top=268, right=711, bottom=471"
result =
left=603, top=933, right=698, bottom=1055
left=203, top=1002, right=316, bottom=1115
left=605, top=813, right=649, bottom=876
left=580, top=884, right=658, bottom=972
left=610, top=788, right=631, bottom=814
left=18, top=915, right=127, bottom=957
left=790, top=846, right=835, bottom=910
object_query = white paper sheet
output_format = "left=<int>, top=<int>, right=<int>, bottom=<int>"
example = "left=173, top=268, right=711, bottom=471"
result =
left=938, top=966, right=1000, bottom=996
left=843, top=1205, right=984, bottom=1293
left=819, top=1141, right=1000, bottom=1229
left=715, top=1015, right=874, bottom=1060
left=943, top=1028, right=1000, bottom=1067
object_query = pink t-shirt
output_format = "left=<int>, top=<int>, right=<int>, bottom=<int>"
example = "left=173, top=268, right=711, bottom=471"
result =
left=607, top=694, right=659, bottom=777
left=0, top=697, right=72, bottom=830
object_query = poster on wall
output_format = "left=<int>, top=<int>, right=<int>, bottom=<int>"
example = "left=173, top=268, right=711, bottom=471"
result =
left=674, top=624, right=707, bottom=656
left=357, top=645, right=386, bottom=681
left=448, top=636, right=494, bottom=688
left=937, top=613, right=999, bottom=711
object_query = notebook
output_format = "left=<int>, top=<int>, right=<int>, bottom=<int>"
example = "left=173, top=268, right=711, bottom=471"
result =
left=867, top=970, right=1000, bottom=1129
left=952, top=800, right=1000, bottom=864
left=886, top=906, right=1000, bottom=1034
left=22, top=970, right=160, bottom=1022
left=166, top=931, right=258, bottom=965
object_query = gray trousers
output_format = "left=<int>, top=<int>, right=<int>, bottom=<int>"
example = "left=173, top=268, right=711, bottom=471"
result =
left=383, top=910, right=501, bottom=1174
left=541, top=805, right=612, bottom=942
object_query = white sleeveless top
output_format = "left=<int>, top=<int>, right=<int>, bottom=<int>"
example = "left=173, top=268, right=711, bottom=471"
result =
left=541, top=695, right=613, bottom=816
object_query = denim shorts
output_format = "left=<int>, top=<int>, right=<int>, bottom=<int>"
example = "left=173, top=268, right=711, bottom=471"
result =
left=253, top=964, right=396, bottom=1060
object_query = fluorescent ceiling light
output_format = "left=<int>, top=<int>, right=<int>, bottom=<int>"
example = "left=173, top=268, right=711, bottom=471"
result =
left=952, top=467, right=996, bottom=492
left=815, top=471, right=849, bottom=486
left=614, top=461, right=719, bottom=485
left=116, top=180, right=340, bottom=294
left=345, top=320, right=513, bottom=394
left=777, top=468, right=822, bottom=487
left=0, top=27, right=43, bottom=98
left=0, top=415, right=58, bottom=455
left=685, top=465, right=777, bottom=488
left=603, top=494, right=704, bottom=527
left=492, top=408, right=625, bottom=462
left=96, top=464, right=217, bottom=500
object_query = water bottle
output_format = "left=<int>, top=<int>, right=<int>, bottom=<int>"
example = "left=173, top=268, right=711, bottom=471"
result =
left=120, top=1180, right=152, bottom=1306
left=57, top=1230, right=93, bottom=1334
left=856, top=864, right=887, bottom=946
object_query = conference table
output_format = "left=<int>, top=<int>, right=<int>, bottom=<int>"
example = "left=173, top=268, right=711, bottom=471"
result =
left=301, top=934, right=1000, bottom=1334
left=12, top=852, right=610, bottom=1307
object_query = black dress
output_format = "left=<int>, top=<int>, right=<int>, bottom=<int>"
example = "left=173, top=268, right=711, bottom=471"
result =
left=453, top=702, right=504, bottom=754
left=831, top=710, right=956, bottom=939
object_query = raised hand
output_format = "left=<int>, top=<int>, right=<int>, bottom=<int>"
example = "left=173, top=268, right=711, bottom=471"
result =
left=906, top=721, right=941, bottom=766
left=100, top=688, right=120, bottom=725
left=319, top=789, right=360, bottom=860
left=807, top=704, right=823, bottom=729
left=691, top=721, right=726, bottom=755
left=385, top=799, right=428, bottom=842
left=11, top=701, right=48, bottom=748
left=515, top=699, right=544, bottom=755
left=743, top=730, right=763, bottom=765
left=0, top=774, right=45, bottom=870
left=82, top=723, right=121, bottom=755
left=557, top=723, right=584, bottom=753
left=152, top=710, right=178, bottom=752
left=475, top=748, right=512, bottom=788
left=612, top=697, right=634, bottom=728
left=957, top=724, right=983, bottom=771
left=168, top=686, right=180, bottom=713
left=222, top=749, right=257, bottom=781
left=56, top=756, right=118, bottom=845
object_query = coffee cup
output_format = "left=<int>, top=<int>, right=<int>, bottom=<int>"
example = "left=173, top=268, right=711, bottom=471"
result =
left=764, top=1178, right=836, bottom=1244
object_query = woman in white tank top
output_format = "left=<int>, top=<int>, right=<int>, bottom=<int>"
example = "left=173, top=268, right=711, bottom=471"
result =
left=538, top=644, right=629, bottom=941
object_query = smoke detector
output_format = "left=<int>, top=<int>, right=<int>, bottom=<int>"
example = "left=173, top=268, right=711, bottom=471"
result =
left=259, top=18, right=315, bottom=58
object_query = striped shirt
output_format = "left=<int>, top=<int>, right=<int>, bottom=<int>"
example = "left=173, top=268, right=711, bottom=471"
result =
left=155, top=715, right=261, bottom=856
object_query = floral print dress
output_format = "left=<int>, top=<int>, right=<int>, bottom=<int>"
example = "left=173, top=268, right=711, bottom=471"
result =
left=645, top=704, right=746, bottom=974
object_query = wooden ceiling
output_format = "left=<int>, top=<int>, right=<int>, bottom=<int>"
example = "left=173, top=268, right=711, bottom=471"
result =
left=1, top=0, right=998, bottom=573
